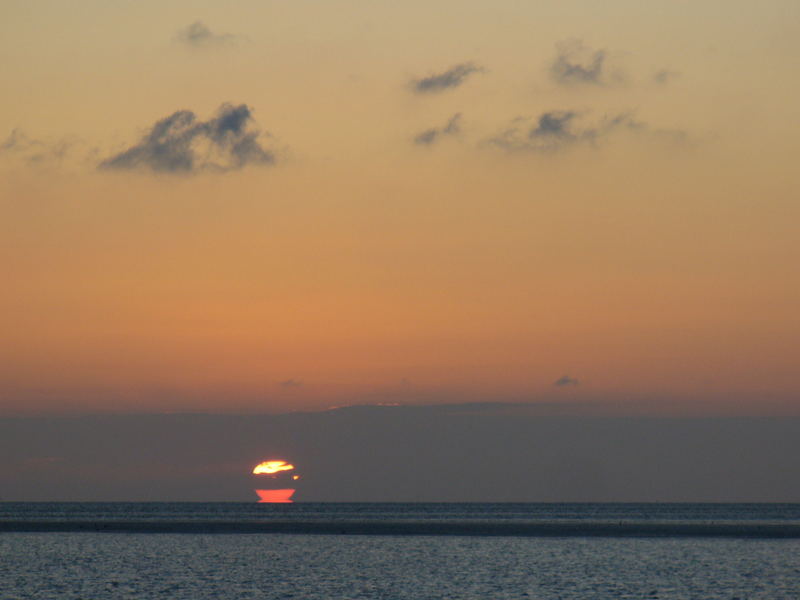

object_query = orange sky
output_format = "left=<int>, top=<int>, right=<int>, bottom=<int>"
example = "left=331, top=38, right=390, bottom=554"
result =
left=1, top=0, right=799, bottom=414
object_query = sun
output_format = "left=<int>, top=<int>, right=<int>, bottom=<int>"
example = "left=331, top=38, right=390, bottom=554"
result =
left=252, top=459, right=300, bottom=503
left=252, top=460, right=295, bottom=475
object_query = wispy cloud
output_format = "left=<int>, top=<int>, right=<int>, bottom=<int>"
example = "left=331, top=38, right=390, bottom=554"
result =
left=98, top=103, right=275, bottom=174
left=550, top=40, right=614, bottom=86
left=278, top=379, right=302, bottom=389
left=485, top=110, right=648, bottom=153
left=0, top=129, right=79, bottom=166
left=176, top=21, right=239, bottom=47
left=411, top=63, right=483, bottom=94
left=413, top=113, right=462, bottom=146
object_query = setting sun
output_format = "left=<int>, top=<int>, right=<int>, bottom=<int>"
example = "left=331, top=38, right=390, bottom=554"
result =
left=254, top=489, right=296, bottom=503
left=252, top=460, right=299, bottom=503
left=252, top=461, right=295, bottom=475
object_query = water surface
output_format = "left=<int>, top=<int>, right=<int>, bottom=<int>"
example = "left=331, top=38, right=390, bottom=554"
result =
left=2, top=503, right=799, bottom=599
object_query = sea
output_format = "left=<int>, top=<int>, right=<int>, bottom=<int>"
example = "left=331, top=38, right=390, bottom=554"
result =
left=2, top=503, right=800, bottom=599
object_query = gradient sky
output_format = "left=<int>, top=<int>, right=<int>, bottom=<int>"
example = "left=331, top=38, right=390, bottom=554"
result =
left=1, top=0, right=799, bottom=415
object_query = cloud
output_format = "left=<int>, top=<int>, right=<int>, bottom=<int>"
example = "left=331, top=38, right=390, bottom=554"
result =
left=1, top=128, right=27, bottom=152
left=176, top=21, right=239, bottom=47
left=0, top=128, right=79, bottom=166
left=653, top=69, right=679, bottom=85
left=98, top=103, right=275, bottom=174
left=0, top=129, right=44, bottom=159
left=412, top=63, right=483, bottom=94
left=554, top=375, right=580, bottom=387
left=550, top=40, right=612, bottom=86
left=413, top=113, right=462, bottom=146
left=531, top=111, right=579, bottom=139
left=485, top=110, right=647, bottom=153
left=278, top=379, right=302, bottom=389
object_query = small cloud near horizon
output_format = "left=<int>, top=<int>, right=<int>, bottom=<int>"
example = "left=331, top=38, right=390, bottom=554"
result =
left=554, top=375, right=580, bottom=387
left=278, top=379, right=302, bottom=389
left=176, top=21, right=240, bottom=47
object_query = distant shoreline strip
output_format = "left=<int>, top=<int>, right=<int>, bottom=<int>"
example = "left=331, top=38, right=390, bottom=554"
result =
left=2, top=520, right=800, bottom=538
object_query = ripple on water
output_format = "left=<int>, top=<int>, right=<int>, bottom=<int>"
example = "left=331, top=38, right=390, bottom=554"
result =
left=1, top=533, right=800, bottom=599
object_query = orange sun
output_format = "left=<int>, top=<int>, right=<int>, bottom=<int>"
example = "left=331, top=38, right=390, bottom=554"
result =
left=254, top=489, right=296, bottom=503
left=252, top=460, right=299, bottom=503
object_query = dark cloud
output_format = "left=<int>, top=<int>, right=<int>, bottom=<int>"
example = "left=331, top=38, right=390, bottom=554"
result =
left=554, top=375, right=580, bottom=387
left=98, top=103, right=275, bottom=174
left=485, top=110, right=646, bottom=153
left=531, top=111, right=578, bottom=139
left=412, top=63, right=483, bottom=94
left=176, top=21, right=238, bottom=47
left=550, top=40, right=610, bottom=86
left=413, top=113, right=462, bottom=146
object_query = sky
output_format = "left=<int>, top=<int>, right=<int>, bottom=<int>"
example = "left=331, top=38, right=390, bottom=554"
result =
left=1, top=0, right=800, bottom=416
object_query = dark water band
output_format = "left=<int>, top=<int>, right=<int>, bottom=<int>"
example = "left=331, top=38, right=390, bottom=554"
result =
left=2, top=520, right=800, bottom=538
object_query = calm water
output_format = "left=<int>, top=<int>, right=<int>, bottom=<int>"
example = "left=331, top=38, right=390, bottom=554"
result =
left=2, top=503, right=800, bottom=599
